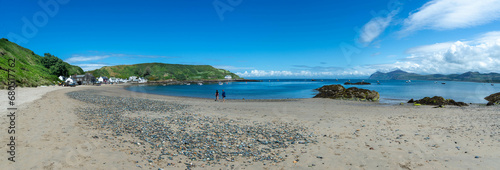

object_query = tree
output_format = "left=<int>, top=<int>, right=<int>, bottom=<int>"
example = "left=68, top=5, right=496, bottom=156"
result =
left=49, top=62, right=69, bottom=77
left=41, top=53, right=60, bottom=69
left=144, top=66, right=151, bottom=77
left=41, top=53, right=71, bottom=76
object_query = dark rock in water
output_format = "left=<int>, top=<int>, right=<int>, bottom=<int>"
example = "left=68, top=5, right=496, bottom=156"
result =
left=344, top=82, right=371, bottom=85
left=484, top=92, right=500, bottom=105
left=413, top=96, right=468, bottom=107
left=314, top=84, right=345, bottom=99
left=407, top=99, right=414, bottom=103
left=344, top=87, right=379, bottom=101
left=314, top=84, right=379, bottom=101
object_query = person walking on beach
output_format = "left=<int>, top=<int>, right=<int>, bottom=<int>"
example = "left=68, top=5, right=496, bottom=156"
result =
left=222, top=89, right=226, bottom=102
left=215, top=90, right=219, bottom=101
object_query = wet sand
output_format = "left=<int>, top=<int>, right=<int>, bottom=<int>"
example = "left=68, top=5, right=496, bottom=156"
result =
left=1, top=84, right=499, bottom=169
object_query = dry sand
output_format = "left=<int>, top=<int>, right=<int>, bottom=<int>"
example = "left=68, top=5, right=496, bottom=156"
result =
left=1, top=84, right=499, bottom=169
left=0, top=86, right=65, bottom=115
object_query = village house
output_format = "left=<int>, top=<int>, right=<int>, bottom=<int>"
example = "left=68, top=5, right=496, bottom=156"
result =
left=65, top=77, right=74, bottom=84
left=71, top=73, right=95, bottom=85
left=129, top=76, right=138, bottom=82
left=109, top=77, right=118, bottom=83
left=97, top=76, right=109, bottom=84
left=138, top=77, right=148, bottom=83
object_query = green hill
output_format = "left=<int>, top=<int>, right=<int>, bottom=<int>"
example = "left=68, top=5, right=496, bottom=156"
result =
left=0, top=38, right=84, bottom=88
left=369, top=69, right=500, bottom=83
left=87, top=63, right=241, bottom=81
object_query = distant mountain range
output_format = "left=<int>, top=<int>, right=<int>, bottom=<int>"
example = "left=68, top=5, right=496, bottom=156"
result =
left=369, top=69, right=500, bottom=83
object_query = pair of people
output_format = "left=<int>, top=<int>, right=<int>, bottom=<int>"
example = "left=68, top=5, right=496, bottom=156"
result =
left=215, top=90, right=226, bottom=102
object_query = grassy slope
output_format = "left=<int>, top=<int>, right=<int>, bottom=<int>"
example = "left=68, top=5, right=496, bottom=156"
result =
left=68, top=65, right=85, bottom=75
left=87, top=63, right=242, bottom=81
left=0, top=38, right=84, bottom=88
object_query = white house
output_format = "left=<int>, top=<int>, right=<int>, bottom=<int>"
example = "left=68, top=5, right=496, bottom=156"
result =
left=98, top=76, right=104, bottom=83
left=129, top=76, right=137, bottom=81
left=65, top=77, right=74, bottom=84
left=225, top=75, right=232, bottom=80
left=138, top=77, right=148, bottom=83
left=109, top=77, right=118, bottom=83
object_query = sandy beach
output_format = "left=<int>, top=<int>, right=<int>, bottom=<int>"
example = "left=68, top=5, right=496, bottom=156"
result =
left=1, top=84, right=500, bottom=169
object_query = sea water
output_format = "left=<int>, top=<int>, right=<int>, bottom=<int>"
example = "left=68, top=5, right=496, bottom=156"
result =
left=125, top=79, right=500, bottom=104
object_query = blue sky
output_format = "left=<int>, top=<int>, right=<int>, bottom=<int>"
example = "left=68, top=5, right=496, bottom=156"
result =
left=2, top=0, right=500, bottom=78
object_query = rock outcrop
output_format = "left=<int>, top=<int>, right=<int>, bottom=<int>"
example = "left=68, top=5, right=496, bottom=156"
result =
left=408, top=96, right=468, bottom=107
left=314, top=84, right=379, bottom=101
left=485, top=92, right=500, bottom=106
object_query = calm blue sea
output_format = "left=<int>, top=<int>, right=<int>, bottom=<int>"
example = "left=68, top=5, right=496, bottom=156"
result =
left=125, top=79, right=500, bottom=104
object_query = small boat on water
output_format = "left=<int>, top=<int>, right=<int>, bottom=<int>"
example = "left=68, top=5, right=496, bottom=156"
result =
left=198, top=82, right=203, bottom=85
left=442, top=83, right=446, bottom=84
left=219, top=82, right=223, bottom=85
left=311, top=79, right=316, bottom=81
left=406, top=80, right=411, bottom=83
left=186, top=83, right=191, bottom=85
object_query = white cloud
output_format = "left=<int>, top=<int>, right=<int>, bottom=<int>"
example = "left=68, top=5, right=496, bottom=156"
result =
left=405, top=42, right=454, bottom=53
left=400, top=0, right=500, bottom=35
left=65, top=55, right=109, bottom=63
left=359, top=9, right=399, bottom=45
left=77, top=64, right=109, bottom=71
left=371, top=31, right=500, bottom=74
left=476, top=31, right=500, bottom=43
left=65, top=52, right=176, bottom=64
left=213, top=65, right=254, bottom=70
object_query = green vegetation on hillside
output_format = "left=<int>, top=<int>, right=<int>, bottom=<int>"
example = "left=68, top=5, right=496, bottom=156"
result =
left=87, top=63, right=241, bottom=81
left=369, top=69, right=500, bottom=83
left=41, top=53, right=84, bottom=76
left=0, top=38, right=84, bottom=88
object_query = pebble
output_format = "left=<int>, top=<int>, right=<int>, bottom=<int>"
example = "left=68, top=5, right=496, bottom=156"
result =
left=67, top=91, right=317, bottom=169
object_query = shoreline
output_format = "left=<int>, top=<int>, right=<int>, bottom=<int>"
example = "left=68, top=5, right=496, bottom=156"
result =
left=122, top=83, right=491, bottom=106
left=2, top=85, right=499, bottom=169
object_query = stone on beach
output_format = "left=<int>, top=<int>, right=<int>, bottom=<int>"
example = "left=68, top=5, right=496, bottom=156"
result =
left=484, top=92, right=500, bottom=106
left=410, top=96, right=468, bottom=107
left=314, top=84, right=379, bottom=101
left=65, top=90, right=317, bottom=169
